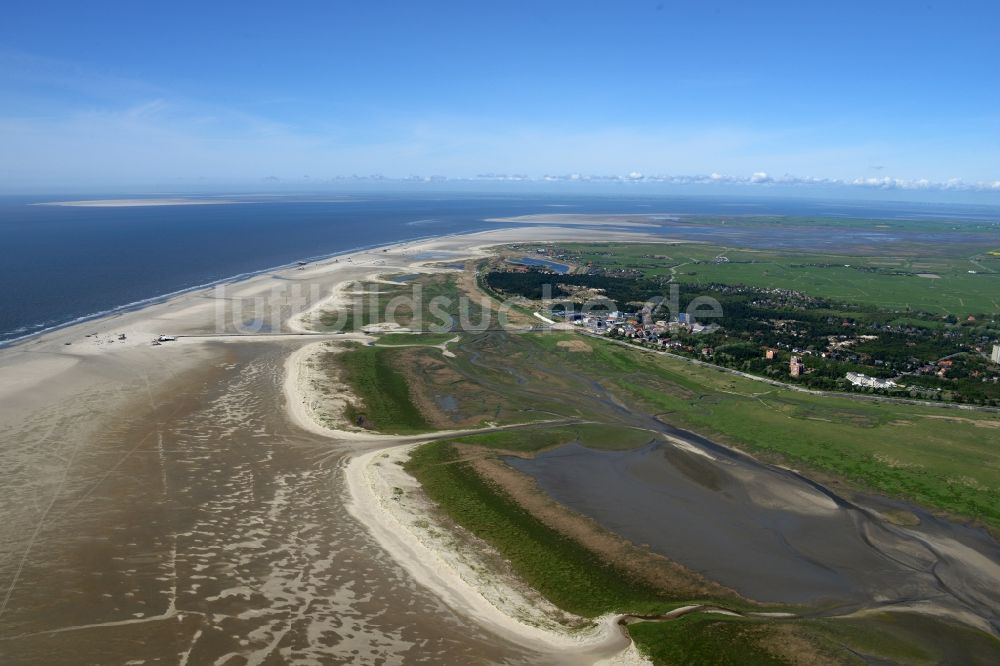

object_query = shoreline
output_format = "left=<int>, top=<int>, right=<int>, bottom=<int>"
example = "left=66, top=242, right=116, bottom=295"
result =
left=0, top=232, right=458, bottom=349
left=3, top=223, right=1000, bottom=661
left=1, top=225, right=659, bottom=355
left=0, top=220, right=671, bottom=663
left=342, top=444, right=644, bottom=664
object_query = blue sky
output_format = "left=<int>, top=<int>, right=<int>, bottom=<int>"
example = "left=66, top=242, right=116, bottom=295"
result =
left=1, top=1, right=999, bottom=198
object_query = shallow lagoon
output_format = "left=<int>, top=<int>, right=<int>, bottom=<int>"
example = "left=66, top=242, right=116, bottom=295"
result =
left=506, top=438, right=1000, bottom=628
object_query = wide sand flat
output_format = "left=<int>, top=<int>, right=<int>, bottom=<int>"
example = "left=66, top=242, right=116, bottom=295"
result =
left=0, top=226, right=661, bottom=664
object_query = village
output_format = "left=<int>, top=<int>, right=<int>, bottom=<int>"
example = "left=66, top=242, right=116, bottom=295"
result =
left=559, top=308, right=1000, bottom=400
left=486, top=248, right=1000, bottom=406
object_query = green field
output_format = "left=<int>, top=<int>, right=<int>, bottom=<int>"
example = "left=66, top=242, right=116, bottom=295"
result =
left=556, top=242, right=1000, bottom=314
left=628, top=615, right=815, bottom=666
left=336, top=346, right=430, bottom=433
left=629, top=611, right=1000, bottom=665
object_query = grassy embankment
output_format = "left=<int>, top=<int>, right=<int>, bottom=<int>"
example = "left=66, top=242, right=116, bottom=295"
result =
left=629, top=611, right=1000, bottom=665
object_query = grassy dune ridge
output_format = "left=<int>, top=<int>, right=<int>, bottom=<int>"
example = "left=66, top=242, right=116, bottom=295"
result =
left=405, top=438, right=686, bottom=617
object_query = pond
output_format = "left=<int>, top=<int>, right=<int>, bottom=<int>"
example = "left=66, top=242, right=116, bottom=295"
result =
left=510, top=256, right=570, bottom=273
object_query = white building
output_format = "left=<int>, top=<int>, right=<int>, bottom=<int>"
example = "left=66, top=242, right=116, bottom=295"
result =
left=846, top=372, right=898, bottom=389
left=992, top=344, right=1000, bottom=364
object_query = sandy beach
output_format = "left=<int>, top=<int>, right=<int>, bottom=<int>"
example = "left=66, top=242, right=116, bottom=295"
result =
left=0, top=225, right=662, bottom=664
left=342, top=444, right=640, bottom=664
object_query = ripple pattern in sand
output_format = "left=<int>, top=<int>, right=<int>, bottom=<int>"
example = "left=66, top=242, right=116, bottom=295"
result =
left=0, top=345, right=530, bottom=664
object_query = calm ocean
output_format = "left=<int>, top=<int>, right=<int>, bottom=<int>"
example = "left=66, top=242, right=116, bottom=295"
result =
left=2, top=192, right=998, bottom=345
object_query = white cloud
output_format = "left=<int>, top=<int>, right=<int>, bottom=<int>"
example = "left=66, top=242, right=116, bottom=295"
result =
left=480, top=171, right=1000, bottom=193
left=0, top=80, right=997, bottom=196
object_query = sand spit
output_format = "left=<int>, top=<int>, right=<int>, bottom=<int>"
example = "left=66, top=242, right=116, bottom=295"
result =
left=486, top=214, right=662, bottom=228
left=344, top=444, right=643, bottom=664
left=275, top=230, right=667, bottom=662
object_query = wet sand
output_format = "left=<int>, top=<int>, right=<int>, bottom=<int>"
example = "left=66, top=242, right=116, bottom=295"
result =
left=0, top=342, right=536, bottom=663
left=506, top=439, right=1000, bottom=632
left=0, top=226, right=662, bottom=664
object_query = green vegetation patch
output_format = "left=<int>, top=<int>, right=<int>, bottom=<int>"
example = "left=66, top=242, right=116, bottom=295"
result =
left=630, top=610, right=1000, bottom=665
left=337, top=346, right=430, bottom=433
left=630, top=616, right=808, bottom=665
left=406, top=440, right=683, bottom=617
left=806, top=612, right=1000, bottom=665
left=552, top=241, right=1000, bottom=314
left=375, top=332, right=458, bottom=346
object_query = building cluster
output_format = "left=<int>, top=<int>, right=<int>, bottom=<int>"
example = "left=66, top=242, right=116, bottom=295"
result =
left=910, top=358, right=959, bottom=378
left=568, top=311, right=719, bottom=344
left=845, top=372, right=900, bottom=390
